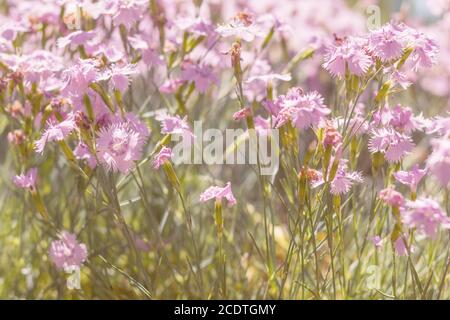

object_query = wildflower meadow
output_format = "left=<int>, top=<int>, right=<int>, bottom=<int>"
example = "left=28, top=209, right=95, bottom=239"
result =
left=0, top=0, right=449, bottom=301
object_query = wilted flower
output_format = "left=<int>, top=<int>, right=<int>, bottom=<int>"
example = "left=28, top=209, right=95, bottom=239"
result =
left=200, top=182, right=236, bottom=206
left=49, top=232, right=87, bottom=271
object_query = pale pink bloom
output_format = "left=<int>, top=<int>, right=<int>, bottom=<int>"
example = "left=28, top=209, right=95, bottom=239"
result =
left=159, top=78, right=185, bottom=94
left=216, top=13, right=263, bottom=42
left=246, top=73, right=292, bottom=85
left=371, top=235, right=383, bottom=248
left=385, top=67, right=411, bottom=89
left=35, top=113, right=77, bottom=154
left=181, top=61, right=219, bottom=93
left=152, top=147, right=173, bottom=169
left=111, top=0, right=148, bottom=31
left=368, top=23, right=404, bottom=62
left=57, top=30, right=96, bottom=48
left=49, top=232, right=87, bottom=271
left=273, top=88, right=330, bottom=129
left=96, top=120, right=148, bottom=174
left=312, top=159, right=363, bottom=195
left=393, top=165, right=427, bottom=193
left=372, top=104, right=424, bottom=134
left=368, top=128, right=414, bottom=163
left=403, top=27, right=439, bottom=71
left=394, top=236, right=412, bottom=256
left=155, top=113, right=194, bottom=141
left=427, top=138, right=450, bottom=187
left=322, top=36, right=373, bottom=78
left=427, top=115, right=450, bottom=137
left=175, top=17, right=217, bottom=44
left=61, top=59, right=99, bottom=99
left=97, top=63, right=137, bottom=93
left=233, top=107, right=252, bottom=121
left=200, top=181, right=237, bottom=206
left=12, top=168, right=37, bottom=190
left=251, top=116, right=271, bottom=137
left=401, top=198, right=450, bottom=239
left=379, top=187, right=404, bottom=207
left=323, top=123, right=342, bottom=147
left=74, top=143, right=97, bottom=169
left=128, top=36, right=164, bottom=67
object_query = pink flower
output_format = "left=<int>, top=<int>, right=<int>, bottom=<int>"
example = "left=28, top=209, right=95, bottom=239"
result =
left=368, top=23, right=404, bottom=62
left=394, top=236, right=412, bottom=256
left=246, top=73, right=292, bottom=85
left=96, top=118, right=149, bottom=173
left=427, top=138, right=450, bottom=187
left=379, top=187, right=404, bottom=207
left=49, top=231, right=87, bottom=271
left=216, top=12, right=263, bottom=42
left=312, top=159, right=363, bottom=195
left=403, top=27, right=439, bottom=71
left=393, top=165, right=427, bottom=193
left=181, top=61, right=219, bottom=94
left=111, top=0, right=148, bottom=31
left=401, top=198, right=450, bottom=239
left=368, top=128, right=414, bottom=163
left=323, top=36, right=373, bottom=78
left=57, top=30, right=96, bottom=49
left=61, top=59, right=98, bottom=99
left=97, top=63, right=137, bottom=93
left=254, top=116, right=271, bottom=136
left=371, top=235, right=384, bottom=248
left=12, top=168, right=37, bottom=190
left=200, top=182, right=237, bottom=206
left=272, top=88, right=330, bottom=129
left=159, top=78, right=185, bottom=94
left=233, top=107, right=252, bottom=121
left=385, top=67, right=411, bottom=90
left=152, top=147, right=173, bottom=169
left=155, top=113, right=194, bottom=141
left=35, top=113, right=77, bottom=154
left=74, top=143, right=97, bottom=169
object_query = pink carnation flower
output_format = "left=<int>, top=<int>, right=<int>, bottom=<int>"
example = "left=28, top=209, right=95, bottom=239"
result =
left=12, top=168, right=38, bottom=191
left=155, top=113, right=194, bottom=142
left=35, top=113, right=77, bottom=154
left=272, top=88, right=330, bottom=129
left=74, top=143, right=97, bottom=169
left=312, top=159, right=363, bottom=195
left=379, top=187, right=404, bottom=207
left=394, top=236, right=412, bottom=256
left=159, top=79, right=185, bottom=94
left=181, top=61, right=219, bottom=94
left=61, top=59, right=99, bottom=99
left=216, top=12, right=263, bottom=42
left=371, top=235, right=384, bottom=248
left=401, top=198, right=450, bottom=239
left=427, top=138, right=450, bottom=187
left=323, top=36, right=373, bottom=78
left=368, top=23, right=404, bottom=62
left=152, top=147, right=173, bottom=169
left=57, top=30, right=96, bottom=49
left=49, top=231, right=87, bottom=271
left=368, top=128, right=414, bottom=163
left=200, top=181, right=237, bottom=206
left=96, top=118, right=149, bottom=174
left=393, top=165, right=427, bottom=193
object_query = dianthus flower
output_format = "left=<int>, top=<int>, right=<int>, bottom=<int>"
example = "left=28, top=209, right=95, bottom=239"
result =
left=426, top=138, right=450, bottom=187
left=49, top=231, right=87, bottom=271
left=393, top=164, right=427, bottom=193
left=200, top=182, right=237, bottom=206
left=35, top=113, right=77, bottom=154
left=12, top=168, right=38, bottom=191
left=379, top=187, right=404, bottom=207
left=401, top=198, right=450, bottom=239
left=152, top=147, right=173, bottom=169
left=368, top=128, right=414, bottom=163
